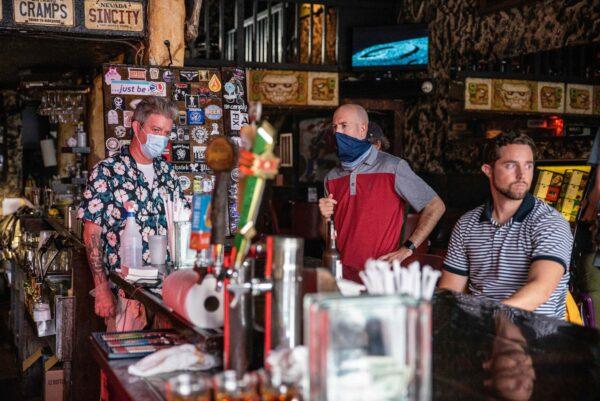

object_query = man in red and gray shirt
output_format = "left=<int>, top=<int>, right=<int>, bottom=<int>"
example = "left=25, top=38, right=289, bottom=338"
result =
left=319, top=104, right=446, bottom=282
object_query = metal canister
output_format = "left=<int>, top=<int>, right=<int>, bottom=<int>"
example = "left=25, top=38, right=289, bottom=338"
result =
left=269, top=236, right=304, bottom=350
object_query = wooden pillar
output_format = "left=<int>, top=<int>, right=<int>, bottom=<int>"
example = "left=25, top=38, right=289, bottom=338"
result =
left=146, top=0, right=186, bottom=67
left=86, top=75, right=104, bottom=171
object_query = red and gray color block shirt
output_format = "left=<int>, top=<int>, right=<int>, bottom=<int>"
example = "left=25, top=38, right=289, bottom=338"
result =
left=324, top=146, right=437, bottom=282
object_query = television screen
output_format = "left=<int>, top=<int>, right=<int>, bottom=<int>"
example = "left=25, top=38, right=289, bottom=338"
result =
left=351, top=25, right=429, bottom=70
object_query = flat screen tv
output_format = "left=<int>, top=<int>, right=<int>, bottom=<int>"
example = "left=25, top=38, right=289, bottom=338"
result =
left=351, top=25, right=429, bottom=70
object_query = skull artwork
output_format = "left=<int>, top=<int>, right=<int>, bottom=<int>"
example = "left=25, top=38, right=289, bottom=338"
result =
left=497, top=82, right=532, bottom=110
left=114, top=126, right=127, bottom=138
left=260, top=73, right=299, bottom=104
left=113, top=97, right=124, bottom=110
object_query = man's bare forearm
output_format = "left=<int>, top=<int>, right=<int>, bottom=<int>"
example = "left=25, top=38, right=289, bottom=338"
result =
left=408, top=196, right=445, bottom=247
left=83, top=221, right=108, bottom=287
left=502, top=260, right=563, bottom=311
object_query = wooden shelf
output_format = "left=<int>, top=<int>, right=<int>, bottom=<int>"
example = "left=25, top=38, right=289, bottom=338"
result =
left=450, top=110, right=600, bottom=124
left=448, top=135, right=593, bottom=143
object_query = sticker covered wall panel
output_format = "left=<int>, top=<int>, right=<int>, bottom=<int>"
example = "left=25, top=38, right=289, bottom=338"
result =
left=102, top=64, right=225, bottom=192
left=102, top=64, right=247, bottom=236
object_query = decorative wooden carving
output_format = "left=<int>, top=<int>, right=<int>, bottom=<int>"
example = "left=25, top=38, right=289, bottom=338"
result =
left=185, top=0, right=203, bottom=44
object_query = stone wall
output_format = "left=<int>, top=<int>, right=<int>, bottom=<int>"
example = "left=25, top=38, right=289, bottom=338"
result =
left=397, top=0, right=600, bottom=173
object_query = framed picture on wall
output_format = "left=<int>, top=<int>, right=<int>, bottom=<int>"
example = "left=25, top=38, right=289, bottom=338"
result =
left=492, top=79, right=537, bottom=112
left=247, top=69, right=308, bottom=106
left=593, top=86, right=600, bottom=116
left=307, top=72, right=339, bottom=106
left=464, top=78, right=492, bottom=110
left=566, top=84, right=593, bottom=115
left=537, top=82, right=564, bottom=113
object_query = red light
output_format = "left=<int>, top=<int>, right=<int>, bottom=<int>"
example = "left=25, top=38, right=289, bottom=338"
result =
left=548, top=116, right=564, bottom=136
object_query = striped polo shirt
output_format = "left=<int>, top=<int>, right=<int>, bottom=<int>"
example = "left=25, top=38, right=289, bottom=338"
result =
left=325, top=146, right=437, bottom=282
left=444, top=193, right=572, bottom=319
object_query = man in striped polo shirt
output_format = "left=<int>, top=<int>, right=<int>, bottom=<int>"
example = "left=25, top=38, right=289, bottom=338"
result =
left=319, top=104, right=446, bottom=282
left=439, top=132, right=572, bottom=319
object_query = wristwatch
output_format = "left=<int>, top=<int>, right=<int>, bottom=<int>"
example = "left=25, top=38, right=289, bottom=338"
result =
left=403, top=239, right=416, bottom=251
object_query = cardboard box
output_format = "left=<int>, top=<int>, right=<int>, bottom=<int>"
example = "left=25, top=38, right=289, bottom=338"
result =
left=44, top=368, right=64, bottom=401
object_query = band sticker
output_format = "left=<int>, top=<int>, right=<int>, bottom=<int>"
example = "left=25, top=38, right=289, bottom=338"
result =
left=110, top=80, right=167, bottom=96
left=205, top=105, right=222, bottom=120
left=209, top=123, right=220, bottom=136
left=191, top=126, right=209, bottom=143
left=123, top=110, right=134, bottom=128
left=230, top=110, right=249, bottom=131
left=180, top=70, right=199, bottom=82
left=173, top=83, right=190, bottom=101
left=104, top=66, right=121, bottom=85
left=149, top=68, right=160, bottom=80
left=187, top=108, right=205, bottom=125
left=127, top=67, right=146, bottom=80
left=107, top=110, right=119, bottom=125
left=112, top=96, right=124, bottom=110
left=114, top=125, right=126, bottom=138
left=208, top=74, right=222, bottom=92
left=193, top=146, right=207, bottom=161
left=178, top=175, right=191, bottom=191
left=172, top=142, right=191, bottom=163
left=106, top=137, right=120, bottom=151
left=185, top=95, right=200, bottom=109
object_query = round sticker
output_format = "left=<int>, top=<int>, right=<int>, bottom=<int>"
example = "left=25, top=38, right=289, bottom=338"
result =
left=178, top=175, right=191, bottom=191
left=231, top=167, right=240, bottom=183
left=205, top=105, right=223, bottom=120
left=191, top=126, right=209, bottom=143
left=163, top=70, right=173, bottom=83
left=106, top=137, right=120, bottom=151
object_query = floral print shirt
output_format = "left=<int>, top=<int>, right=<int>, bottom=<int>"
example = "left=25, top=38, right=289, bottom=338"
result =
left=78, top=146, right=185, bottom=270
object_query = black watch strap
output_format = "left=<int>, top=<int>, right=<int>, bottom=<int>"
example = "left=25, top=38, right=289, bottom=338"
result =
left=403, top=239, right=416, bottom=251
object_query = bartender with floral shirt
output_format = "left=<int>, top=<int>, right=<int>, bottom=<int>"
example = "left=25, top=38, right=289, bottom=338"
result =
left=79, top=96, right=185, bottom=329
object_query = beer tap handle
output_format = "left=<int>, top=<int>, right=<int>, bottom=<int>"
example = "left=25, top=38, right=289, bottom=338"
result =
left=228, top=281, right=252, bottom=308
left=211, top=172, right=231, bottom=245
left=250, top=278, right=273, bottom=296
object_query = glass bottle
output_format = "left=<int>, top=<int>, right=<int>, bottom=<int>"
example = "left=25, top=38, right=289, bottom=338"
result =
left=322, top=219, right=341, bottom=279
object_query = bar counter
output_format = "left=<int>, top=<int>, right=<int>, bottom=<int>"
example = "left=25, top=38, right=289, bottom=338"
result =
left=90, top=289, right=600, bottom=401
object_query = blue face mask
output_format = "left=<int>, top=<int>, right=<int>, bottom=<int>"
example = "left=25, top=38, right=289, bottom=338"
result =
left=335, top=132, right=371, bottom=163
left=140, top=133, right=168, bottom=159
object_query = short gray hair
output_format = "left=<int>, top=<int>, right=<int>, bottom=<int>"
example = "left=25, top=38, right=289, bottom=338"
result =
left=132, top=96, right=178, bottom=125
